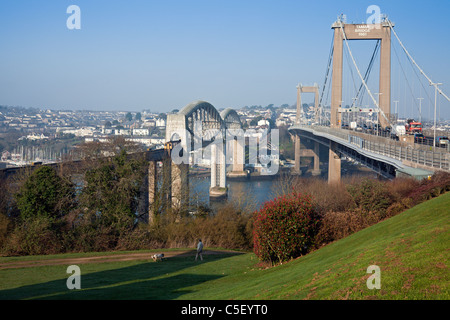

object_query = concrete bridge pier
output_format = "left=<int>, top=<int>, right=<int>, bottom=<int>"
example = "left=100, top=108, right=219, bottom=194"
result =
left=294, top=136, right=322, bottom=176
left=311, top=141, right=321, bottom=176
left=328, top=141, right=341, bottom=184
left=294, top=135, right=302, bottom=175
left=228, top=136, right=247, bottom=178
left=210, top=141, right=227, bottom=199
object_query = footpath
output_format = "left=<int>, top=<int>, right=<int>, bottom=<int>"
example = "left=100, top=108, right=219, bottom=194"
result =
left=0, top=249, right=243, bottom=270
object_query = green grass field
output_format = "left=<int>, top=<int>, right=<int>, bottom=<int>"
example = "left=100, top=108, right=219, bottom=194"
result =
left=0, top=192, right=449, bottom=300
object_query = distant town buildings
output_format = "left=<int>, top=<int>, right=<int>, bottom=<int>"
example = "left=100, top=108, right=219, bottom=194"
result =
left=1, top=103, right=449, bottom=168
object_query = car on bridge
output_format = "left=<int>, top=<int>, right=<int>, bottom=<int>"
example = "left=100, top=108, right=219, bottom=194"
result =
left=414, top=133, right=426, bottom=143
left=436, top=136, right=449, bottom=147
left=361, top=123, right=371, bottom=134
left=390, top=132, right=400, bottom=141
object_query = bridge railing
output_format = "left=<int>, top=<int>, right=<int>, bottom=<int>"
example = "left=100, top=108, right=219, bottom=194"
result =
left=305, top=125, right=450, bottom=171
left=360, top=139, right=449, bottom=171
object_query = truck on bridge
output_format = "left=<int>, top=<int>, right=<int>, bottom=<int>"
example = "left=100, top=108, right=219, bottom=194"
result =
left=405, top=119, right=423, bottom=135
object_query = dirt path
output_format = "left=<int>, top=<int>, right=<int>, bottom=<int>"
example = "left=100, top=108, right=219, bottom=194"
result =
left=0, top=250, right=242, bottom=270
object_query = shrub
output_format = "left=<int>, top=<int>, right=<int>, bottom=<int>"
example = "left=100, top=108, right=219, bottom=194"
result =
left=195, top=204, right=252, bottom=250
left=346, top=178, right=395, bottom=216
left=385, top=177, right=420, bottom=199
left=149, top=203, right=253, bottom=250
left=253, top=192, right=320, bottom=263
left=315, top=208, right=381, bottom=246
left=273, top=175, right=354, bottom=214
left=407, top=171, right=450, bottom=205
left=0, top=213, right=12, bottom=251
left=2, top=216, right=62, bottom=256
left=116, top=225, right=153, bottom=251
left=300, top=179, right=354, bottom=214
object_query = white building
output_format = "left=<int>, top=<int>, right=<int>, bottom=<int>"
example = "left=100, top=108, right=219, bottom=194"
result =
left=132, top=128, right=150, bottom=136
left=115, top=129, right=131, bottom=136
left=61, top=127, right=96, bottom=137
left=156, top=118, right=166, bottom=127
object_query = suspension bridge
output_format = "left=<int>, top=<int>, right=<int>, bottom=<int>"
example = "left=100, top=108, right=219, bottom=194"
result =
left=289, top=15, right=450, bottom=182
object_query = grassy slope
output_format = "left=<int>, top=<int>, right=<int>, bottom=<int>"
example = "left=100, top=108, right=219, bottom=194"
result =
left=186, top=192, right=449, bottom=300
left=187, top=191, right=449, bottom=300
left=0, top=193, right=448, bottom=300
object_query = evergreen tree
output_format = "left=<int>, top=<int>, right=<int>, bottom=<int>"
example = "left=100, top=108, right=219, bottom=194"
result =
left=15, top=166, right=74, bottom=222
left=80, top=149, right=146, bottom=230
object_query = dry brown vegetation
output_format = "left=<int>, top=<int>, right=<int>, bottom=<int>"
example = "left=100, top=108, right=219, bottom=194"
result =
left=0, top=142, right=449, bottom=258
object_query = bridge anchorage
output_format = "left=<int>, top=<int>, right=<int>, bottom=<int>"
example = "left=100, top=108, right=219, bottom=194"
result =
left=290, top=15, right=450, bottom=183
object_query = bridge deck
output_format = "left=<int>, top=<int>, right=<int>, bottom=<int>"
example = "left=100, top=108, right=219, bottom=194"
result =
left=289, top=125, right=449, bottom=177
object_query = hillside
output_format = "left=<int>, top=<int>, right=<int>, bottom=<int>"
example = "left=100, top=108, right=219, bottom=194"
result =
left=0, top=192, right=448, bottom=300
left=185, top=191, right=449, bottom=300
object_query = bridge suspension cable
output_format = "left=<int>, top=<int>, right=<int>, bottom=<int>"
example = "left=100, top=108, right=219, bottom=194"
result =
left=391, top=39, right=424, bottom=118
left=387, top=20, right=450, bottom=103
left=350, top=40, right=380, bottom=109
left=338, top=22, right=395, bottom=133
left=318, top=33, right=334, bottom=125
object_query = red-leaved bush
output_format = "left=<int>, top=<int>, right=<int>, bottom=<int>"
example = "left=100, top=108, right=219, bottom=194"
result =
left=253, top=192, right=321, bottom=263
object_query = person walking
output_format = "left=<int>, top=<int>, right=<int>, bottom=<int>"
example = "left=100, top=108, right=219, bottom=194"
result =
left=195, top=239, right=203, bottom=261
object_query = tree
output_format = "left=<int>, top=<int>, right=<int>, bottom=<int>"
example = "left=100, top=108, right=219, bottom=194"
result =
left=135, top=112, right=142, bottom=121
left=15, top=166, right=75, bottom=222
left=80, top=148, right=147, bottom=232
left=75, top=136, right=143, bottom=172
left=278, top=125, right=295, bottom=160
left=125, top=112, right=133, bottom=122
left=250, top=116, right=263, bottom=126
left=0, top=174, right=13, bottom=248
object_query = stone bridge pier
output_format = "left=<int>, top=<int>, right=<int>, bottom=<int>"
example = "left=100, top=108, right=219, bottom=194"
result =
left=146, top=145, right=190, bottom=224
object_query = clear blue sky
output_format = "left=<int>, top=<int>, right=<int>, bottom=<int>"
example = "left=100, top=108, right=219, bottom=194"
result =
left=0, top=0, right=449, bottom=118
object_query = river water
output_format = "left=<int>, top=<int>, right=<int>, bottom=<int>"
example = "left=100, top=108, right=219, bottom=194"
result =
left=189, top=162, right=377, bottom=212
left=189, top=174, right=282, bottom=212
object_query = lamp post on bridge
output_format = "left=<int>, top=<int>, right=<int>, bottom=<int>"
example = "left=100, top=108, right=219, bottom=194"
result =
left=394, top=100, right=399, bottom=122
left=430, top=83, right=442, bottom=150
left=340, top=100, right=344, bottom=127
left=417, top=97, right=423, bottom=124
left=352, top=97, right=358, bottom=127
left=375, top=93, right=383, bottom=136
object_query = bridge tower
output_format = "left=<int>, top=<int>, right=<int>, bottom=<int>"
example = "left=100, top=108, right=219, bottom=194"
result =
left=331, top=18, right=392, bottom=129
left=296, top=83, right=320, bottom=124
left=294, top=84, right=321, bottom=175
